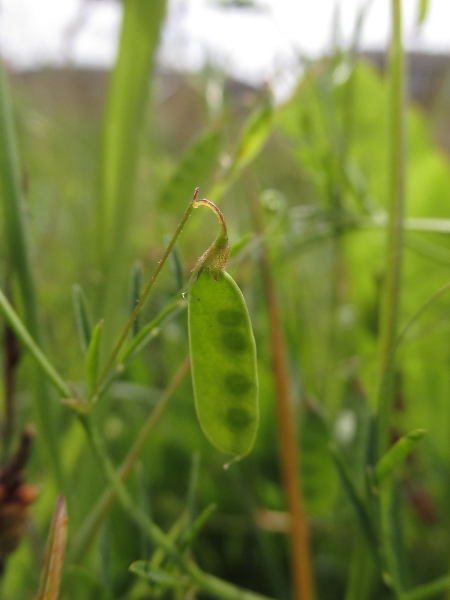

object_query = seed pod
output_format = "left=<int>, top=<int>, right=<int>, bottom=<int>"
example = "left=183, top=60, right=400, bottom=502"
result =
left=188, top=270, right=258, bottom=458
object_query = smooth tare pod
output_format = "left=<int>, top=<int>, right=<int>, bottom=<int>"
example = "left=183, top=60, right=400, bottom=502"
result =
left=188, top=270, right=259, bottom=458
left=187, top=198, right=258, bottom=458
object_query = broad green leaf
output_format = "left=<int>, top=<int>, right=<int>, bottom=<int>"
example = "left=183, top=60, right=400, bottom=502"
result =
left=86, top=320, right=104, bottom=393
left=374, top=429, right=427, bottom=484
left=72, top=284, right=93, bottom=355
left=157, top=130, right=222, bottom=212
left=188, top=270, right=259, bottom=457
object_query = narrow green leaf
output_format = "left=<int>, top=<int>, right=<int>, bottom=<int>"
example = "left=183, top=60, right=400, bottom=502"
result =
left=379, top=483, right=408, bottom=593
left=233, top=103, right=273, bottom=173
left=330, top=444, right=379, bottom=564
left=0, top=287, right=71, bottom=398
left=188, top=270, right=259, bottom=457
left=184, top=452, right=201, bottom=535
left=119, top=295, right=186, bottom=364
left=158, top=130, right=222, bottom=212
left=166, top=240, right=184, bottom=292
left=129, top=562, right=185, bottom=588
left=403, top=574, right=450, bottom=600
left=209, top=102, right=273, bottom=202
left=179, top=503, right=217, bottom=552
left=86, top=320, right=104, bottom=394
left=229, top=232, right=255, bottom=259
left=300, top=403, right=337, bottom=515
left=128, top=261, right=143, bottom=337
left=0, top=60, right=64, bottom=487
left=374, top=429, right=427, bottom=484
left=0, top=62, right=35, bottom=311
left=72, top=284, right=93, bottom=355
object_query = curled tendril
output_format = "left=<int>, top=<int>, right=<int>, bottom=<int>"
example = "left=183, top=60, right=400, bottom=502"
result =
left=191, top=199, right=230, bottom=281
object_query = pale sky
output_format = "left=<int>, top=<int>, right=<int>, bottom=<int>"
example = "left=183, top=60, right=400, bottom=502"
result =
left=0, top=0, right=449, bottom=91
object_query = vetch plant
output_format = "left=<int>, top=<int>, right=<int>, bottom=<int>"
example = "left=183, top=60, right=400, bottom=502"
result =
left=0, top=189, right=267, bottom=600
left=188, top=199, right=259, bottom=458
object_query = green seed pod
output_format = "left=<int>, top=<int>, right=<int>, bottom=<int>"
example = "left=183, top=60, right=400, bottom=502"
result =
left=188, top=270, right=259, bottom=458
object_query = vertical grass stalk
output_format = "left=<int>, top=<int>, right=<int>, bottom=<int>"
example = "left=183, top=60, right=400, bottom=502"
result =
left=0, top=61, right=64, bottom=488
left=97, top=0, right=166, bottom=351
left=375, top=0, right=405, bottom=459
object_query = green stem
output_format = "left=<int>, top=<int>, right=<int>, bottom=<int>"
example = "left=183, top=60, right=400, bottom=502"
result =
left=0, top=288, right=71, bottom=399
left=70, top=356, right=190, bottom=563
left=94, top=189, right=199, bottom=395
left=375, top=0, right=405, bottom=459
left=0, top=59, right=64, bottom=488
left=396, top=282, right=450, bottom=347
left=78, top=411, right=274, bottom=600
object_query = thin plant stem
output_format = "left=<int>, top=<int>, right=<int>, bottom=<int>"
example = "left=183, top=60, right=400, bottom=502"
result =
left=70, top=355, right=191, bottom=563
left=0, top=60, right=64, bottom=488
left=0, top=287, right=71, bottom=399
left=375, top=0, right=405, bottom=459
left=396, top=282, right=450, bottom=347
left=78, top=410, right=275, bottom=600
left=248, top=191, right=314, bottom=600
left=94, top=189, right=199, bottom=396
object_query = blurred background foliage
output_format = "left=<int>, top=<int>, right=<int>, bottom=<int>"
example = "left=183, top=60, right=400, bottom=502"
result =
left=2, top=2, right=450, bottom=598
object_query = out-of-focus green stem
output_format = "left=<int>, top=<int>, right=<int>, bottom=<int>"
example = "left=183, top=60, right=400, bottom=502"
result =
left=70, top=356, right=190, bottom=563
left=78, top=411, right=274, bottom=600
left=0, top=289, right=71, bottom=399
left=94, top=191, right=198, bottom=397
left=375, top=0, right=405, bottom=459
left=0, top=62, right=64, bottom=486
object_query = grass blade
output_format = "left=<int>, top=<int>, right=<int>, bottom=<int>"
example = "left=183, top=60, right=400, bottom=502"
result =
left=98, top=0, right=167, bottom=353
left=0, top=60, right=64, bottom=487
left=98, top=0, right=167, bottom=261
left=0, top=287, right=71, bottom=398
left=330, top=444, right=379, bottom=565
left=374, top=429, right=427, bottom=484
left=86, top=320, right=104, bottom=394
left=72, top=284, right=93, bottom=355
